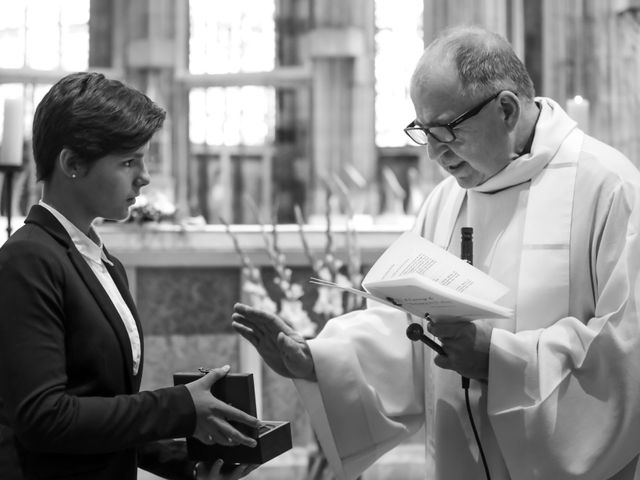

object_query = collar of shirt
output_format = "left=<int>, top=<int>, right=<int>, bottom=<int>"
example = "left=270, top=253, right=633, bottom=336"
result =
left=471, top=97, right=576, bottom=194
left=38, top=201, right=114, bottom=267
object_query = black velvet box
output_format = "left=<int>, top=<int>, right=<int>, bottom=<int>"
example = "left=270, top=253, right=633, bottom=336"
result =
left=172, top=371, right=292, bottom=465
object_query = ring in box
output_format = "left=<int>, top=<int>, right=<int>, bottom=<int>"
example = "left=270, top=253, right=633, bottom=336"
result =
left=173, top=370, right=292, bottom=464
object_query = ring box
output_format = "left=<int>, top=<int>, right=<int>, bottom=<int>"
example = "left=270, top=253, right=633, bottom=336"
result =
left=173, top=371, right=292, bottom=465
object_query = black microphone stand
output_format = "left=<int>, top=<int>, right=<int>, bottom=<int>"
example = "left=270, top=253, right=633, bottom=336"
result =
left=459, top=227, right=490, bottom=480
left=460, top=227, right=473, bottom=389
left=405, top=227, right=490, bottom=480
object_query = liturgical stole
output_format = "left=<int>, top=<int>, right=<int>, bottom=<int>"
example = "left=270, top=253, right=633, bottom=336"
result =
left=428, top=128, right=583, bottom=328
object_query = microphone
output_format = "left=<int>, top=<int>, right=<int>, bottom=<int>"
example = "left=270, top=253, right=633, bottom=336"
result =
left=406, top=323, right=445, bottom=356
left=460, top=227, right=473, bottom=390
left=461, top=227, right=473, bottom=266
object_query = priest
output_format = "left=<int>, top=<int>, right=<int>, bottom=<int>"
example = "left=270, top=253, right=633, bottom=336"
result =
left=232, top=26, right=640, bottom=480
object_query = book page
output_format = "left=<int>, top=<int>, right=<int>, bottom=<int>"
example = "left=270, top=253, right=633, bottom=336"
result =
left=363, top=231, right=508, bottom=303
left=363, top=274, right=512, bottom=320
left=309, top=274, right=512, bottom=322
left=309, top=277, right=399, bottom=309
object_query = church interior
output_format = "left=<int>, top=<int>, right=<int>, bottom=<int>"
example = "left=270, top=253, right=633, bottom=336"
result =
left=0, top=1, right=639, bottom=479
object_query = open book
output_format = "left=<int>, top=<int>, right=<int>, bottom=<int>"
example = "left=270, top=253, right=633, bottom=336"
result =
left=311, top=231, right=512, bottom=321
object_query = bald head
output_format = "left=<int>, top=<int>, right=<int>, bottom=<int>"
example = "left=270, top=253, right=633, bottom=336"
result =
left=410, top=26, right=535, bottom=103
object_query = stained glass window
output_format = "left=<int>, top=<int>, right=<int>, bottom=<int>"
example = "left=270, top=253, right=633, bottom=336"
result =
left=189, top=86, right=275, bottom=147
left=0, top=0, right=89, bottom=71
left=189, top=0, right=276, bottom=146
left=0, top=0, right=89, bottom=147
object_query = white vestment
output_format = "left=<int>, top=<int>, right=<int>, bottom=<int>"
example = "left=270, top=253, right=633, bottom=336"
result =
left=295, top=98, right=640, bottom=480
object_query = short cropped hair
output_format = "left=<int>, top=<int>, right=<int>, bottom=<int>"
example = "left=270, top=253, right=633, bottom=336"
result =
left=422, top=26, right=535, bottom=100
left=32, top=72, right=166, bottom=181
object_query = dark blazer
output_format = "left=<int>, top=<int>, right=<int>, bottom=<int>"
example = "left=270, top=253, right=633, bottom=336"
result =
left=0, top=206, right=196, bottom=480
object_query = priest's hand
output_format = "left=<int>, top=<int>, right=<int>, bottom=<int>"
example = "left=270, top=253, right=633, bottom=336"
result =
left=427, top=320, right=493, bottom=380
left=232, top=303, right=316, bottom=381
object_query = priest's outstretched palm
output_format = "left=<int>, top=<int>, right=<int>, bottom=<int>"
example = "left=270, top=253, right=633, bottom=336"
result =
left=232, top=303, right=316, bottom=381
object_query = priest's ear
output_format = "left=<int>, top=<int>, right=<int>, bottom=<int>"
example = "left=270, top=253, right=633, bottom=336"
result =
left=58, top=148, right=87, bottom=180
left=496, top=91, right=520, bottom=132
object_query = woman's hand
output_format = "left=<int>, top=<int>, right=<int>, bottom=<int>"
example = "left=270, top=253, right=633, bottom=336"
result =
left=194, top=460, right=258, bottom=480
left=185, top=366, right=260, bottom=447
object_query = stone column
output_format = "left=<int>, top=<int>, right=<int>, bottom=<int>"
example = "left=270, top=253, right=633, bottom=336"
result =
left=120, top=0, right=183, bottom=217
left=309, top=0, right=376, bottom=215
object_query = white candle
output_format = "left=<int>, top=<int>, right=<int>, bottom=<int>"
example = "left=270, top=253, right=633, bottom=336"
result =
left=0, top=98, right=25, bottom=167
left=565, top=95, right=590, bottom=133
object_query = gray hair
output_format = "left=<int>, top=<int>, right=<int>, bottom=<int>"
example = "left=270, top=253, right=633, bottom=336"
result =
left=415, top=26, right=535, bottom=100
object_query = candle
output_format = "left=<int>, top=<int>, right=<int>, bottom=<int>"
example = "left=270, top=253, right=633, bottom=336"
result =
left=0, top=97, right=25, bottom=167
left=565, top=95, right=590, bottom=133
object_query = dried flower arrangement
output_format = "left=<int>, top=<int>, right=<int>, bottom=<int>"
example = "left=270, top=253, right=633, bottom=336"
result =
left=127, top=191, right=177, bottom=224
left=223, top=183, right=365, bottom=480
left=222, top=184, right=366, bottom=339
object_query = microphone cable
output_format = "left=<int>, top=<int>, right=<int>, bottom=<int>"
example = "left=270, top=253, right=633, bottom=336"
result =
left=460, top=226, right=491, bottom=480
left=406, top=227, right=491, bottom=479
left=462, top=376, right=490, bottom=480
left=406, top=322, right=491, bottom=480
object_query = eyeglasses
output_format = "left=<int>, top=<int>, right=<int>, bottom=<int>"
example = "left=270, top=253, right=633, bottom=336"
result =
left=404, top=91, right=503, bottom=145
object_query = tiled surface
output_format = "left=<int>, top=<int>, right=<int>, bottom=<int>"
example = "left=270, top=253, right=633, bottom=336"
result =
left=135, top=265, right=370, bottom=337
left=137, top=267, right=240, bottom=335
left=140, top=334, right=240, bottom=392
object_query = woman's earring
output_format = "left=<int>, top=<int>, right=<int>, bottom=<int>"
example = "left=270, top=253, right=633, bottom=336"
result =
left=71, top=174, right=77, bottom=179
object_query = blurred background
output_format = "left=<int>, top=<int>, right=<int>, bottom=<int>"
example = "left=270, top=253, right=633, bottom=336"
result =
left=1, top=0, right=638, bottom=227
left=0, top=1, right=638, bottom=479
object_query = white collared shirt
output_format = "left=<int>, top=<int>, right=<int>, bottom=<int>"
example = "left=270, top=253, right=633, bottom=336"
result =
left=39, top=201, right=141, bottom=375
